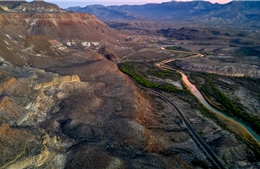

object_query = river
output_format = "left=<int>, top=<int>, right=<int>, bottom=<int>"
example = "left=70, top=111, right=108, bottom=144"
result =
left=179, top=71, right=260, bottom=143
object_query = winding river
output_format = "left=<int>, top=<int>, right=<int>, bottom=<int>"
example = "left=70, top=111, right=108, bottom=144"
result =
left=156, top=59, right=260, bottom=144
left=180, top=70, right=260, bottom=143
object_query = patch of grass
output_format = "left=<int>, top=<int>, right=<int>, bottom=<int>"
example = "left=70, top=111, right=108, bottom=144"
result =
left=119, top=61, right=260, bottom=154
left=148, top=69, right=181, bottom=81
left=118, top=62, right=158, bottom=88
left=166, top=46, right=181, bottom=50
left=165, top=46, right=190, bottom=52
left=118, top=62, right=178, bottom=92
left=122, top=62, right=227, bottom=131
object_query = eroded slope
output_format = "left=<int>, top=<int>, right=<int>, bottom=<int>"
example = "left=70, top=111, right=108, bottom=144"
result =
left=0, top=9, right=211, bottom=169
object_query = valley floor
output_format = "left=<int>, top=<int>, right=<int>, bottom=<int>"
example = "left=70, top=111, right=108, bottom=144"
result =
left=0, top=9, right=259, bottom=168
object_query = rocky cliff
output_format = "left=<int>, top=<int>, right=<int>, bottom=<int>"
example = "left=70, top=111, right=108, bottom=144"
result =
left=0, top=4, right=211, bottom=169
left=0, top=11, right=122, bottom=68
left=1, top=1, right=258, bottom=168
left=0, top=45, right=208, bottom=169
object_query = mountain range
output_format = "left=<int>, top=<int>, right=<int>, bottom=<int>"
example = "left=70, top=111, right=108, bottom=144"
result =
left=68, top=1, right=260, bottom=29
left=0, top=1, right=260, bottom=169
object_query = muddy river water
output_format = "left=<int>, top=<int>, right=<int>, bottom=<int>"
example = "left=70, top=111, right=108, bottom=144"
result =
left=179, top=71, right=260, bottom=143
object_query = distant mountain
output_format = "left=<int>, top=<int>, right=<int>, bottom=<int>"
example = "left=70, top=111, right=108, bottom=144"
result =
left=0, top=0, right=66, bottom=13
left=67, top=5, right=136, bottom=21
left=110, top=1, right=222, bottom=20
left=68, top=1, right=260, bottom=28
left=194, top=1, right=260, bottom=26
left=68, top=1, right=222, bottom=21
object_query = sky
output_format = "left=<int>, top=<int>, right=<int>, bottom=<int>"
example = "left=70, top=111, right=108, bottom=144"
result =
left=28, top=0, right=232, bottom=8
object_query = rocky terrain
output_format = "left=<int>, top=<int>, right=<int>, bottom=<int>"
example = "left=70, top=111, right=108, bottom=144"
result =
left=156, top=27, right=260, bottom=78
left=213, top=76, right=260, bottom=119
left=117, top=59, right=260, bottom=169
left=175, top=56, right=260, bottom=78
left=0, top=11, right=121, bottom=67
left=0, top=0, right=66, bottom=13
left=68, top=1, right=260, bottom=30
left=0, top=1, right=216, bottom=169
left=0, top=1, right=260, bottom=169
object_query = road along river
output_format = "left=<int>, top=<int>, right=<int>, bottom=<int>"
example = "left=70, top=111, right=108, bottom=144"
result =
left=126, top=75, right=227, bottom=169
left=156, top=61, right=260, bottom=145
left=180, top=71, right=260, bottom=142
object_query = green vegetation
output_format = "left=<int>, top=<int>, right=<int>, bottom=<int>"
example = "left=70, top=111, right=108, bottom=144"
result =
left=148, top=69, right=181, bottom=81
left=198, top=74, right=260, bottom=135
left=189, top=72, right=260, bottom=153
left=119, top=61, right=227, bottom=129
left=166, top=46, right=181, bottom=50
left=119, top=61, right=260, bottom=153
left=118, top=62, right=178, bottom=92
left=165, top=46, right=190, bottom=52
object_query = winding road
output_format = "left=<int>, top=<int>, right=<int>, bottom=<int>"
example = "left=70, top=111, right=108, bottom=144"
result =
left=127, top=75, right=227, bottom=169
left=154, top=91, right=226, bottom=169
left=156, top=53, right=260, bottom=145
left=117, top=45, right=228, bottom=168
